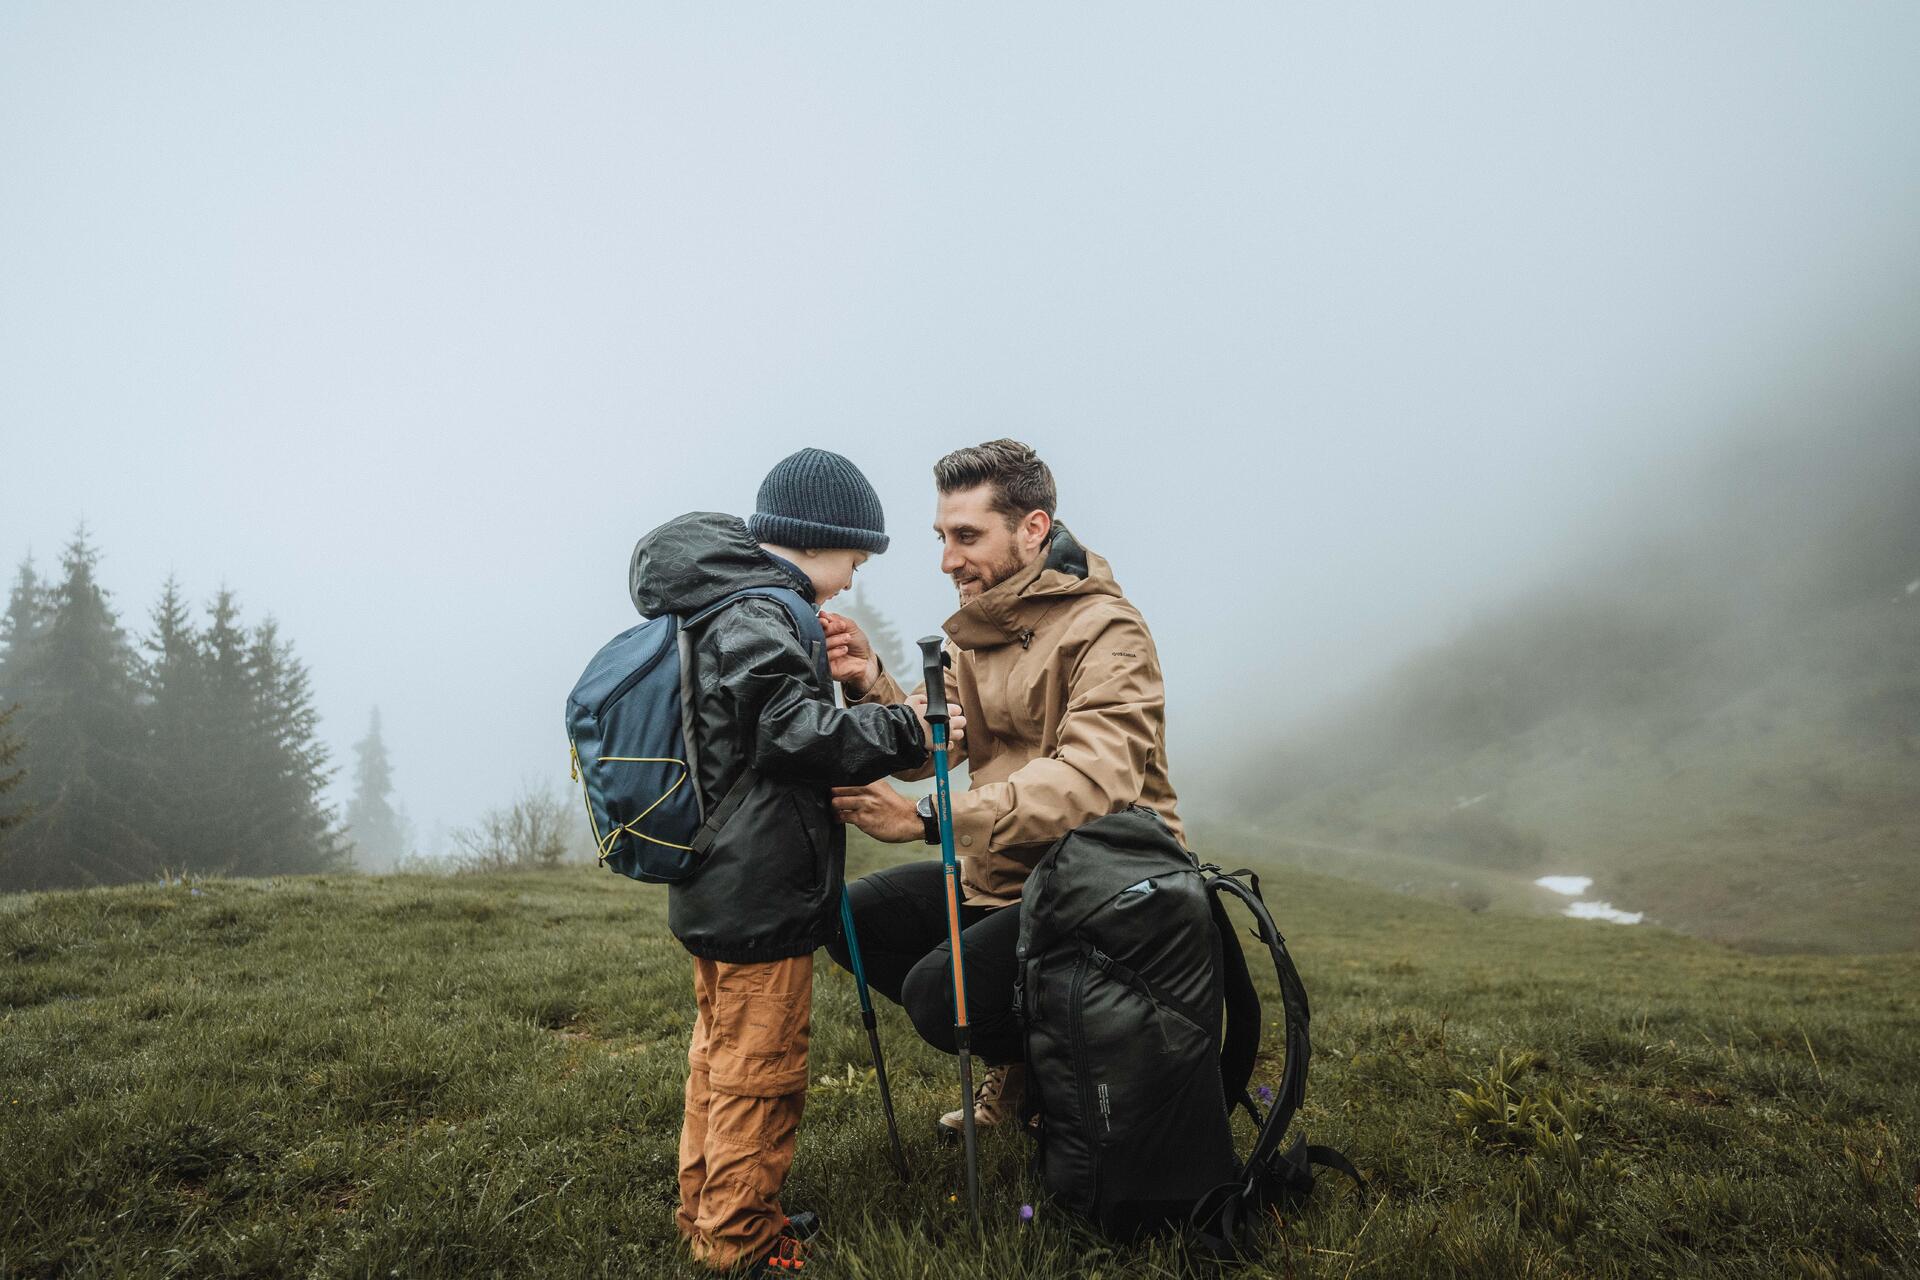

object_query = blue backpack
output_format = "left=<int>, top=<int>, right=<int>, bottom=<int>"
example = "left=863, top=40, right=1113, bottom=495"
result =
left=566, top=586, right=824, bottom=883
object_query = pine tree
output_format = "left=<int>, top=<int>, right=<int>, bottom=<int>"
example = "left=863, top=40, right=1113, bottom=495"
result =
left=140, top=576, right=209, bottom=867
left=0, top=530, right=158, bottom=890
left=0, top=561, right=46, bottom=848
left=0, top=703, right=26, bottom=837
left=344, top=709, right=406, bottom=871
left=837, top=582, right=911, bottom=683
left=174, top=588, right=256, bottom=873
left=135, top=582, right=342, bottom=878
left=0, top=557, right=50, bottom=695
left=144, top=578, right=201, bottom=716
left=237, top=618, right=341, bottom=875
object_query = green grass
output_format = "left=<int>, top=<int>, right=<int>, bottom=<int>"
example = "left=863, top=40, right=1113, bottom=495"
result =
left=3, top=838, right=1918, bottom=1278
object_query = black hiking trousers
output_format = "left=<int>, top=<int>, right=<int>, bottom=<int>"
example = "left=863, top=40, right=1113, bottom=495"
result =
left=825, top=859, right=1024, bottom=1066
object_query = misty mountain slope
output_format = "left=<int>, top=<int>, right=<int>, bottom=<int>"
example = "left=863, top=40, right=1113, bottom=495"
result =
left=1221, top=424, right=1920, bottom=953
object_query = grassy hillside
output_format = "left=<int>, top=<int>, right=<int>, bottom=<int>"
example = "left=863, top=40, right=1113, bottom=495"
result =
left=4, top=840, right=1917, bottom=1278
left=1217, top=421, right=1920, bottom=953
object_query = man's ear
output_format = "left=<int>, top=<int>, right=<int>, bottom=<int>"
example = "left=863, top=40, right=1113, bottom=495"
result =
left=1021, top=509, right=1052, bottom=556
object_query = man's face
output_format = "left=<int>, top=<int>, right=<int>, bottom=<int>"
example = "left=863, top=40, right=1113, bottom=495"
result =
left=935, top=484, right=1050, bottom=603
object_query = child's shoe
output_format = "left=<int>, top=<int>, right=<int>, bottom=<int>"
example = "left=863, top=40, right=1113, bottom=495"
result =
left=752, top=1227, right=810, bottom=1273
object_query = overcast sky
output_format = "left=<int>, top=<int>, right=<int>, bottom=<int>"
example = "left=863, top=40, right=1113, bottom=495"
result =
left=5, top=3, right=1918, bottom=843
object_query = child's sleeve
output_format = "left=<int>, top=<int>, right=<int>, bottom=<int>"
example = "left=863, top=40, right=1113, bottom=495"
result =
left=708, top=599, right=928, bottom=785
left=849, top=652, right=965, bottom=780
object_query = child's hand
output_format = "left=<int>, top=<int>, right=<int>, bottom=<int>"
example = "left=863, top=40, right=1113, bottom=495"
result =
left=821, top=612, right=880, bottom=696
left=908, top=692, right=966, bottom=757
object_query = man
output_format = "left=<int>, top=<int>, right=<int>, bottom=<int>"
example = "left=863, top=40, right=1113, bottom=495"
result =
left=823, top=438, right=1182, bottom=1136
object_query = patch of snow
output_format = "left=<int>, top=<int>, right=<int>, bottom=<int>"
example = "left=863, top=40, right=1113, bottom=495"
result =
left=1534, top=875, right=1593, bottom=896
left=1454, top=793, right=1491, bottom=810
left=1906, top=578, right=1919, bottom=596
left=1564, top=900, right=1644, bottom=924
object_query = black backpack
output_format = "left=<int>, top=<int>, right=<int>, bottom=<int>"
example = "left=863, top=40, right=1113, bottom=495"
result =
left=1015, top=807, right=1362, bottom=1256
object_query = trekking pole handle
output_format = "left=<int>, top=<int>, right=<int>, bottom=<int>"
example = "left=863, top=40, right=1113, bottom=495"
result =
left=917, top=635, right=950, bottom=723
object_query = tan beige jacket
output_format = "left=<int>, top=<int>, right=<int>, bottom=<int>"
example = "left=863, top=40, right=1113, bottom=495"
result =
left=858, top=528, right=1182, bottom=906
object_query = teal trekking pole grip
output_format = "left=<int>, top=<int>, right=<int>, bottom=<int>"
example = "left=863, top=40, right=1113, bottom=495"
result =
left=919, top=634, right=980, bottom=1232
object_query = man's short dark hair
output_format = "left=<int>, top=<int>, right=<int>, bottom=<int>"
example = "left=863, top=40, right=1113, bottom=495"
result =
left=933, top=439, right=1057, bottom=525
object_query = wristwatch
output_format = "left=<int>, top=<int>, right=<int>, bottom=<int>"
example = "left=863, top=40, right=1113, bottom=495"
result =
left=915, top=793, right=940, bottom=845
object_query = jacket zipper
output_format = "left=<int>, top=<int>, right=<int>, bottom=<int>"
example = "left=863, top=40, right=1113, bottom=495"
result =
left=593, top=647, right=669, bottom=719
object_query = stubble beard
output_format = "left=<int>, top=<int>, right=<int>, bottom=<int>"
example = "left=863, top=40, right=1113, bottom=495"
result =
left=953, top=547, right=1028, bottom=603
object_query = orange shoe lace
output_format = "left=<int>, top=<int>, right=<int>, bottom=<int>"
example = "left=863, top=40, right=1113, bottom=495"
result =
left=764, top=1234, right=807, bottom=1272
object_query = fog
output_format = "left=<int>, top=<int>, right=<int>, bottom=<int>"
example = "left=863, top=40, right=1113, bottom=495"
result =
left=5, top=3, right=1918, bottom=848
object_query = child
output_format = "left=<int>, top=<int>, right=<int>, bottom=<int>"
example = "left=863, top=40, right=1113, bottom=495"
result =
left=628, top=448, right=960, bottom=1273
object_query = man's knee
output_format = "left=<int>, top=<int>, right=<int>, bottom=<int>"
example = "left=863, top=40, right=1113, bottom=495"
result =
left=828, top=864, right=942, bottom=982
left=901, top=953, right=958, bottom=1054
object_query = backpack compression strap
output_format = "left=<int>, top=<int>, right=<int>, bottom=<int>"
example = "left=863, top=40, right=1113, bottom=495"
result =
left=1189, top=1136, right=1366, bottom=1259
left=680, top=586, right=827, bottom=857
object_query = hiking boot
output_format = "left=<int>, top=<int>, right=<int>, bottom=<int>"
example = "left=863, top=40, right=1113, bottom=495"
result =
left=751, top=1227, right=810, bottom=1273
left=937, top=1061, right=1025, bottom=1140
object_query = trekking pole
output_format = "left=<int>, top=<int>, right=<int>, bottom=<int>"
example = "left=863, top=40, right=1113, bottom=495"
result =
left=918, top=634, right=981, bottom=1232
left=840, top=888, right=909, bottom=1181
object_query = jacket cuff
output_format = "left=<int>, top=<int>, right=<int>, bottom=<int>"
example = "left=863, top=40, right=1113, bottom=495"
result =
left=855, top=666, right=906, bottom=706
left=947, top=789, right=997, bottom=878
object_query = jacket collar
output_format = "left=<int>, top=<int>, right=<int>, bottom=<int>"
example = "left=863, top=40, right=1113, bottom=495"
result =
left=758, top=549, right=819, bottom=604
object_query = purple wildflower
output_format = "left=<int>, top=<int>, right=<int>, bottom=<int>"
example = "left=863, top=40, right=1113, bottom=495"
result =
left=1019, top=1204, right=1035, bottom=1222
left=1257, top=1085, right=1273, bottom=1103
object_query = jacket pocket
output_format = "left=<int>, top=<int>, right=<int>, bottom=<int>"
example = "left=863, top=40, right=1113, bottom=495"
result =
left=787, top=790, right=830, bottom=894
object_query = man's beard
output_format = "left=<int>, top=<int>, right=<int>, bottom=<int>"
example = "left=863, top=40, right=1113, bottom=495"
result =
left=953, top=548, right=1028, bottom=601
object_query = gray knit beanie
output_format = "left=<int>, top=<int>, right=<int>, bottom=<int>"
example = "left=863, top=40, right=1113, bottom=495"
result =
left=746, top=448, right=890, bottom=553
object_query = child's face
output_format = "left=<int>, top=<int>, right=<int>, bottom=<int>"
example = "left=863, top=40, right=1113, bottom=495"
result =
left=800, top=548, right=869, bottom=604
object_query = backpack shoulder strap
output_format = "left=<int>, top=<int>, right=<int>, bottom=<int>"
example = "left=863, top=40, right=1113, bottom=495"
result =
left=1205, top=870, right=1311, bottom=1164
left=1208, top=890, right=1263, bottom=1124
left=684, top=586, right=826, bottom=681
left=1193, top=870, right=1365, bottom=1258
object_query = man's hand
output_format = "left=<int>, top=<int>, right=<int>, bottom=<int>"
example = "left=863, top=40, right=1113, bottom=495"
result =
left=821, top=612, right=880, bottom=698
left=829, top=781, right=922, bottom=843
left=908, top=692, right=966, bottom=756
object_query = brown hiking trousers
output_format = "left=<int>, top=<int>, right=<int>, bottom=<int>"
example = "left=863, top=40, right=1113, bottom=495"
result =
left=677, top=954, right=812, bottom=1269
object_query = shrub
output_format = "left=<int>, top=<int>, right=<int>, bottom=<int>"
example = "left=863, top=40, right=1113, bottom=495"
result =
left=451, top=787, right=571, bottom=872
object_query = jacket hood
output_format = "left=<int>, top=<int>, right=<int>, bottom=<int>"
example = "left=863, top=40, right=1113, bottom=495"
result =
left=943, top=524, right=1121, bottom=649
left=629, top=512, right=816, bottom=618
